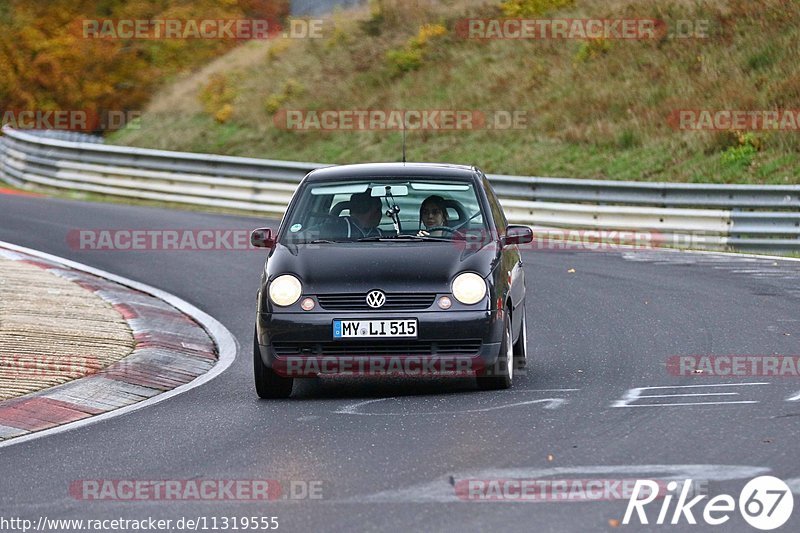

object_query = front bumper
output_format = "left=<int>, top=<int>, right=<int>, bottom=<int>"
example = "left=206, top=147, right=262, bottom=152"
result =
left=257, top=309, right=502, bottom=377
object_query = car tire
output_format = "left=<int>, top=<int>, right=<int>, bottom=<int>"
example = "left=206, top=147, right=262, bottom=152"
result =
left=253, top=328, right=293, bottom=399
left=477, top=313, right=513, bottom=390
left=513, top=304, right=528, bottom=369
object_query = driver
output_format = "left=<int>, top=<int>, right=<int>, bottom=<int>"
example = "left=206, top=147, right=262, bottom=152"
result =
left=417, top=195, right=449, bottom=237
left=321, top=191, right=384, bottom=239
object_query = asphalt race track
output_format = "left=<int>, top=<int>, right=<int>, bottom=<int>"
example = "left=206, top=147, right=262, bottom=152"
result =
left=1, top=193, right=799, bottom=532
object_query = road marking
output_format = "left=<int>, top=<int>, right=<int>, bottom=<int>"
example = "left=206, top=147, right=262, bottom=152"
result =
left=616, top=401, right=759, bottom=408
left=630, top=382, right=770, bottom=390
left=514, top=388, right=580, bottom=392
left=335, top=398, right=385, bottom=415
left=0, top=240, right=237, bottom=450
left=349, top=464, right=771, bottom=504
left=335, top=392, right=574, bottom=416
left=638, top=393, right=740, bottom=398
left=786, top=391, right=800, bottom=401
left=612, top=383, right=769, bottom=408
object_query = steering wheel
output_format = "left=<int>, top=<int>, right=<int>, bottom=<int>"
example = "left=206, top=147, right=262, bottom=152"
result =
left=422, top=225, right=463, bottom=237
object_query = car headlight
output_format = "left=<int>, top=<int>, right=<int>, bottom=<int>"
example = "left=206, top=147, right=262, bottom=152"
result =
left=269, top=275, right=302, bottom=306
left=451, top=272, right=487, bottom=305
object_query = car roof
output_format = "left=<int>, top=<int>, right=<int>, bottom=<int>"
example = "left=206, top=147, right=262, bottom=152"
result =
left=303, top=162, right=481, bottom=182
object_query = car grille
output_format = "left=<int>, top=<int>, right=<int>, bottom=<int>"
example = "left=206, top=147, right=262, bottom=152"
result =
left=316, top=293, right=436, bottom=310
left=272, top=340, right=482, bottom=357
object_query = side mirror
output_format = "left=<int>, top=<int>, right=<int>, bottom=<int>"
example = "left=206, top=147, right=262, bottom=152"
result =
left=502, top=225, right=533, bottom=247
left=251, top=228, right=275, bottom=248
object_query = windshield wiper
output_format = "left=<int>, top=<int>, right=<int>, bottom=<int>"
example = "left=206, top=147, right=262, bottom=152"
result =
left=356, top=235, right=449, bottom=242
left=401, top=234, right=451, bottom=242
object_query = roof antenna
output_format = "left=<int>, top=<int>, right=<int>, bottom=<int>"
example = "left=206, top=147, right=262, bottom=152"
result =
left=401, top=112, right=407, bottom=164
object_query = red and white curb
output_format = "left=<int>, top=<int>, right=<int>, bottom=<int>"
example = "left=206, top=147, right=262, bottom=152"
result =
left=0, top=240, right=236, bottom=448
left=0, top=187, right=42, bottom=197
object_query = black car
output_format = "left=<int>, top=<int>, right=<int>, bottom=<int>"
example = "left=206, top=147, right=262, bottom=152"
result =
left=251, top=163, right=532, bottom=398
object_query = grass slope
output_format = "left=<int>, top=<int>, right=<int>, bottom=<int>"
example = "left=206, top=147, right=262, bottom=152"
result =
left=110, top=0, right=800, bottom=184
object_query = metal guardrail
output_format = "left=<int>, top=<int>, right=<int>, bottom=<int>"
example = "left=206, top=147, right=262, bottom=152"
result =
left=0, top=126, right=319, bottom=215
left=1, top=126, right=798, bottom=252
left=15, top=130, right=106, bottom=144
left=490, top=174, right=800, bottom=209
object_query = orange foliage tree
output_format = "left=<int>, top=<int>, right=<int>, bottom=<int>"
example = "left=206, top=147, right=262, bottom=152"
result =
left=0, top=0, right=289, bottom=131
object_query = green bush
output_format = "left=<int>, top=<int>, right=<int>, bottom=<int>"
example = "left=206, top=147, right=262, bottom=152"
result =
left=617, top=130, right=639, bottom=149
left=721, top=132, right=761, bottom=169
left=385, top=23, right=447, bottom=75
left=386, top=48, right=424, bottom=73
left=264, top=79, right=304, bottom=115
left=746, top=47, right=777, bottom=72
left=574, top=38, right=611, bottom=62
left=264, top=94, right=287, bottom=115
left=361, top=2, right=384, bottom=37
left=721, top=143, right=757, bottom=168
left=500, top=0, right=574, bottom=17
left=199, top=74, right=237, bottom=123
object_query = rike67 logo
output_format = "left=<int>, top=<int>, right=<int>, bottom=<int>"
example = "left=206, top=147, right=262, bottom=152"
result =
left=623, top=476, right=794, bottom=530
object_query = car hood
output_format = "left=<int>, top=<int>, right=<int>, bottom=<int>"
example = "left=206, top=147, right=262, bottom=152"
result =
left=266, top=241, right=498, bottom=292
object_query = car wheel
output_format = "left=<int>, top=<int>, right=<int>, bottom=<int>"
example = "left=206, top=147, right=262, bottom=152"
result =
left=513, top=304, right=528, bottom=369
left=477, top=313, right=513, bottom=390
left=253, top=328, right=293, bottom=399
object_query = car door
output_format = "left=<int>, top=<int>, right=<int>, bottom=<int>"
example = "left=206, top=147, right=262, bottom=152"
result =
left=482, top=173, right=525, bottom=327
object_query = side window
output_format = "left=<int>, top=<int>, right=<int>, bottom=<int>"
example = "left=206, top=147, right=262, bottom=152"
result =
left=302, top=195, right=332, bottom=231
left=482, top=174, right=507, bottom=232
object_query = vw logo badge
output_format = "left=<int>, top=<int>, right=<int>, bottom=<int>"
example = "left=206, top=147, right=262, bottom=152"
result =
left=366, top=290, right=386, bottom=309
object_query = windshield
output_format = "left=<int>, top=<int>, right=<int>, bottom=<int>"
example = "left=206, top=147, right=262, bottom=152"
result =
left=279, top=178, right=488, bottom=244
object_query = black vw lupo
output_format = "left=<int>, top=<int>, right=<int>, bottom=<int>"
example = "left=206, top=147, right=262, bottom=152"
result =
left=251, top=163, right=532, bottom=398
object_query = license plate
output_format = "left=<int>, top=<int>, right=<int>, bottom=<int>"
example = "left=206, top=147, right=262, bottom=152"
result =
left=333, top=319, right=417, bottom=338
